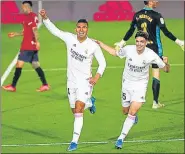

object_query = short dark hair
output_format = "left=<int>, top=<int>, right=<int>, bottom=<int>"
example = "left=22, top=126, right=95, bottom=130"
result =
left=144, top=1, right=149, bottom=5
left=22, top=1, right=33, bottom=7
left=77, top=19, right=88, bottom=26
left=135, top=31, right=149, bottom=40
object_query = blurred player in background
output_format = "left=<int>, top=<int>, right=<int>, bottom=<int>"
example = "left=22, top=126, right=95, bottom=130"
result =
left=95, top=31, right=170, bottom=149
left=2, top=1, right=49, bottom=92
left=39, top=9, right=106, bottom=151
left=114, top=0, right=184, bottom=109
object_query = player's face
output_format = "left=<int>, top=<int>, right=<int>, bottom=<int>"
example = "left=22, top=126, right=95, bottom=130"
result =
left=151, top=0, right=159, bottom=8
left=135, top=37, right=147, bottom=52
left=75, top=23, right=88, bottom=39
left=21, top=4, right=29, bottom=14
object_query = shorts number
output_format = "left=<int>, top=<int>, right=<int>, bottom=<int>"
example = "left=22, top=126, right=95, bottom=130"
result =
left=122, top=92, right=126, bottom=100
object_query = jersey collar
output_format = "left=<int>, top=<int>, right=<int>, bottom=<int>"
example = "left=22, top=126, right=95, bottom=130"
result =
left=143, top=7, right=153, bottom=10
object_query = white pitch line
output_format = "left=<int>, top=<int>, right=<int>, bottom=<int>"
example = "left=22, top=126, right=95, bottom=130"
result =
left=2, top=138, right=184, bottom=147
left=18, top=63, right=184, bottom=72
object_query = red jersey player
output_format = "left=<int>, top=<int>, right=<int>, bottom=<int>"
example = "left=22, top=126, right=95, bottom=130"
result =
left=2, top=1, right=49, bottom=92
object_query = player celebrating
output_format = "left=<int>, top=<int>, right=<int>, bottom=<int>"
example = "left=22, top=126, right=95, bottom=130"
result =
left=2, top=1, right=49, bottom=92
left=114, top=0, right=184, bottom=109
left=39, top=9, right=106, bottom=151
left=95, top=31, right=170, bottom=149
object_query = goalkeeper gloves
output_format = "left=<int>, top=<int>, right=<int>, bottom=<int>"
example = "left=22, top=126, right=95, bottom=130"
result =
left=114, top=40, right=126, bottom=51
left=175, top=39, right=184, bottom=51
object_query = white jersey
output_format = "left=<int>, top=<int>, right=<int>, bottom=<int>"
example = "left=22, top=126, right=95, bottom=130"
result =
left=116, top=45, right=165, bottom=84
left=43, top=19, right=106, bottom=88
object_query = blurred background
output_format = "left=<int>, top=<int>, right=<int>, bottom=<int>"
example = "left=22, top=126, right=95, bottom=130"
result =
left=1, top=1, right=184, bottom=24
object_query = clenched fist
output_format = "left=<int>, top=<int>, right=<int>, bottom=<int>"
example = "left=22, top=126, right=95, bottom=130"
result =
left=39, top=9, right=48, bottom=20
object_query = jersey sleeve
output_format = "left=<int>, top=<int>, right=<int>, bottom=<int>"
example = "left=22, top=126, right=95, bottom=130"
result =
left=156, top=13, right=166, bottom=28
left=31, top=15, right=38, bottom=28
left=43, top=18, right=71, bottom=43
left=150, top=51, right=165, bottom=68
left=157, top=13, right=177, bottom=41
left=94, top=45, right=106, bottom=76
left=116, top=46, right=128, bottom=59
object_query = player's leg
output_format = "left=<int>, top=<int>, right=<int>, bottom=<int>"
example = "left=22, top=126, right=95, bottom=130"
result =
left=115, top=87, right=131, bottom=149
left=2, top=51, right=26, bottom=92
left=115, top=87, right=145, bottom=149
left=67, top=88, right=80, bottom=151
left=68, top=100, right=85, bottom=151
left=149, top=44, right=164, bottom=109
left=67, top=88, right=77, bottom=114
left=68, top=83, right=93, bottom=151
left=152, top=66, right=165, bottom=109
left=31, top=51, right=49, bottom=92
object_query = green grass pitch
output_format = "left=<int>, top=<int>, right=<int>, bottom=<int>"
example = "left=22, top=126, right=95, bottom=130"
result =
left=1, top=19, right=184, bottom=153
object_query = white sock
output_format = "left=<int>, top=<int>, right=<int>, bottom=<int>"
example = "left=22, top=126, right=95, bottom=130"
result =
left=84, top=98, right=92, bottom=110
left=118, top=114, right=136, bottom=141
left=71, top=113, right=83, bottom=143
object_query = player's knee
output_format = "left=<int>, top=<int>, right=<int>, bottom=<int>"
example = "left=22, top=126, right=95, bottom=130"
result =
left=128, top=110, right=137, bottom=116
left=122, top=108, right=129, bottom=115
left=152, top=68, right=160, bottom=80
left=32, top=61, right=40, bottom=69
left=128, top=112, right=136, bottom=116
left=75, top=101, right=85, bottom=113
left=16, top=60, right=24, bottom=68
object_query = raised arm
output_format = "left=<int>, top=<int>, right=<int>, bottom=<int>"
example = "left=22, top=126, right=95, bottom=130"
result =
left=39, top=9, right=69, bottom=41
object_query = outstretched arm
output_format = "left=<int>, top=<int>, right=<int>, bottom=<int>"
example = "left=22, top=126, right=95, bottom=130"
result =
left=158, top=14, right=184, bottom=50
left=8, top=30, right=23, bottom=38
left=39, top=9, right=69, bottom=41
left=96, top=40, right=117, bottom=56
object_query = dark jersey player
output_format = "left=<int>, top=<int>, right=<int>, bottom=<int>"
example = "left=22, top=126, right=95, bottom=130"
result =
left=114, top=0, right=184, bottom=109
left=2, top=1, right=49, bottom=92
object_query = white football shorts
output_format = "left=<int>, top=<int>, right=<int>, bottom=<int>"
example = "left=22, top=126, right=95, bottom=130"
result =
left=67, top=79, right=93, bottom=108
left=121, top=80, right=148, bottom=107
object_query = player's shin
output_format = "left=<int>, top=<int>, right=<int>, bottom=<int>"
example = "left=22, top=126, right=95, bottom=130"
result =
left=12, top=68, right=22, bottom=87
left=71, top=113, right=84, bottom=143
left=152, top=77, right=160, bottom=104
left=35, top=67, right=47, bottom=85
left=118, top=114, right=136, bottom=141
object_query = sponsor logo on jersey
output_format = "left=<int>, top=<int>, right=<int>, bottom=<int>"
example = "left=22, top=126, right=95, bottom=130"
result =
left=70, top=48, right=87, bottom=62
left=128, top=63, right=146, bottom=73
